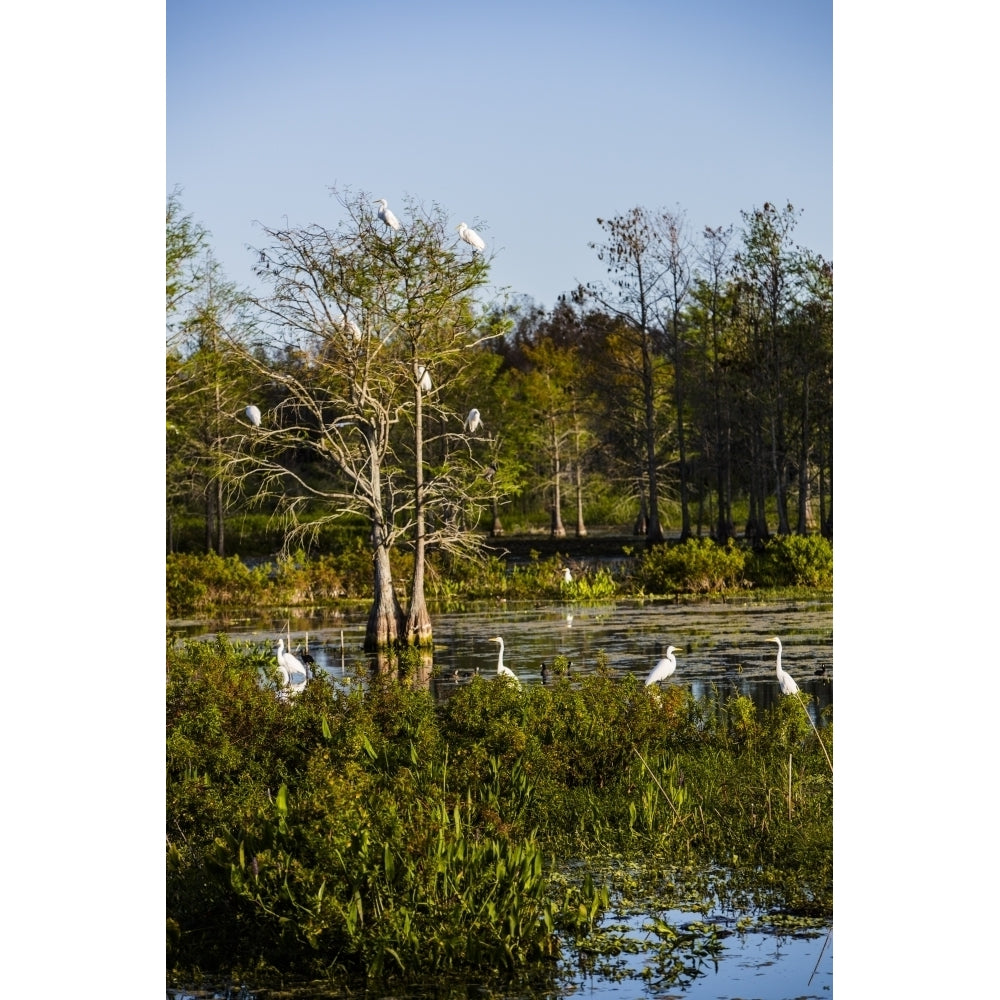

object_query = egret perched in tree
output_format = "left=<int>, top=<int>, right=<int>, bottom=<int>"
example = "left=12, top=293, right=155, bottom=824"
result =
left=245, top=404, right=261, bottom=428
left=767, top=637, right=799, bottom=695
left=374, top=198, right=400, bottom=231
left=417, top=365, right=432, bottom=392
left=465, top=408, right=482, bottom=432
left=488, top=636, right=521, bottom=685
left=457, top=222, right=485, bottom=252
left=644, top=646, right=679, bottom=687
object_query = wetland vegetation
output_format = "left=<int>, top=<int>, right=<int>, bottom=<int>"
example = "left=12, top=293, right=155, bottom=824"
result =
left=167, top=633, right=831, bottom=994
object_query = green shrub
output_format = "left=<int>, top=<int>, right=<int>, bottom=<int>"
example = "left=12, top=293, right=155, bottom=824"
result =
left=633, top=538, right=747, bottom=595
left=747, top=535, right=833, bottom=588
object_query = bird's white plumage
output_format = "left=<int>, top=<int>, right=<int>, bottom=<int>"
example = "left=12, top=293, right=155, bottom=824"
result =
left=374, top=198, right=400, bottom=231
left=417, top=365, right=432, bottom=392
left=644, top=646, right=679, bottom=686
left=465, top=408, right=482, bottom=432
left=275, top=638, right=310, bottom=694
left=245, top=404, right=261, bottom=427
left=768, top=637, right=799, bottom=695
left=562, top=567, right=573, bottom=583
left=457, top=222, right=485, bottom=251
left=489, top=636, right=521, bottom=685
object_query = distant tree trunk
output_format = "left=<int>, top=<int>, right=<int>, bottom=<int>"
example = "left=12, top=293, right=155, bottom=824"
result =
left=204, top=486, right=213, bottom=554
left=641, top=335, right=664, bottom=544
left=574, top=462, right=587, bottom=537
left=550, top=416, right=566, bottom=537
left=633, top=482, right=648, bottom=535
left=796, top=373, right=811, bottom=535
left=490, top=494, right=504, bottom=536
left=215, top=478, right=225, bottom=556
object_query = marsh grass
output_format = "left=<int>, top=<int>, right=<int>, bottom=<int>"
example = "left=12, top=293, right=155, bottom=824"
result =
left=167, top=637, right=831, bottom=989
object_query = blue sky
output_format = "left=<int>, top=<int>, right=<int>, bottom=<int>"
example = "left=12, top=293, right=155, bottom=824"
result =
left=167, top=0, right=832, bottom=309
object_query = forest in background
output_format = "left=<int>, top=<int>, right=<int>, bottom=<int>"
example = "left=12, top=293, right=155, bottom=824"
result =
left=167, top=187, right=831, bottom=646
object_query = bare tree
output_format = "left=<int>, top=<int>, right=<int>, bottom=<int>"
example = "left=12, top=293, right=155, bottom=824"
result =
left=227, top=189, right=499, bottom=650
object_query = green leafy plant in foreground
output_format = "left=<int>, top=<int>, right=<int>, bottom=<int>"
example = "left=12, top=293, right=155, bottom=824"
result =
left=167, top=638, right=831, bottom=987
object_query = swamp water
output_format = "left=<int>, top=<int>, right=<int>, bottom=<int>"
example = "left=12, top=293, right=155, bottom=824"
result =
left=170, top=597, right=833, bottom=999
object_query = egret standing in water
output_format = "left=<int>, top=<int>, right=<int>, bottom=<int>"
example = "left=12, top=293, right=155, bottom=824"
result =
left=488, top=636, right=521, bottom=685
left=275, top=638, right=310, bottom=693
left=457, top=222, right=486, bottom=252
left=374, top=198, right=400, bottom=231
left=245, top=404, right=261, bottom=428
left=767, top=636, right=800, bottom=695
left=644, top=646, right=679, bottom=687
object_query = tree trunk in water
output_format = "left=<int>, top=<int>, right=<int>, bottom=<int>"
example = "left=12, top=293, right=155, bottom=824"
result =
left=574, top=462, right=587, bottom=537
left=405, top=373, right=433, bottom=646
left=365, top=542, right=405, bottom=653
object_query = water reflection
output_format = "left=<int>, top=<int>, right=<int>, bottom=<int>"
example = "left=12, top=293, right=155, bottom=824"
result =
left=174, top=598, right=832, bottom=722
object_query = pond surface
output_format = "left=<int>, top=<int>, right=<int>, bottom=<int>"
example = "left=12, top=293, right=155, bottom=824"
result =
left=174, top=596, right=833, bottom=721
left=169, top=597, right=833, bottom=999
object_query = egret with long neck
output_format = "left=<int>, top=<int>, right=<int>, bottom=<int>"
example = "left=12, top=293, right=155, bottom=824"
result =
left=767, top=636, right=799, bottom=695
left=488, top=636, right=520, bottom=685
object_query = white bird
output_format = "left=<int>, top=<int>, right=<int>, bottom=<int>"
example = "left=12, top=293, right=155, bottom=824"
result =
left=767, top=636, right=799, bottom=695
left=562, top=567, right=573, bottom=584
left=275, top=638, right=310, bottom=693
left=417, top=365, right=432, bottom=392
left=488, top=636, right=521, bottom=685
left=374, top=198, right=400, bottom=231
left=245, top=404, right=261, bottom=427
left=465, top=408, right=482, bottom=432
left=457, top=222, right=485, bottom=252
left=644, top=646, right=679, bottom=686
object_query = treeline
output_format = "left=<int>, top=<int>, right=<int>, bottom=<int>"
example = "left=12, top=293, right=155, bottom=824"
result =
left=167, top=191, right=830, bottom=558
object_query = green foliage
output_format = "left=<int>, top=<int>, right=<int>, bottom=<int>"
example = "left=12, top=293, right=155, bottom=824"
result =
left=633, top=538, right=747, bottom=595
left=747, top=535, right=833, bottom=588
left=166, top=544, right=374, bottom=618
left=168, top=639, right=831, bottom=987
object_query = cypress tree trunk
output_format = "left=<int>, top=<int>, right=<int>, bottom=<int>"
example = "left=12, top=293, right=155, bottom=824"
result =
left=405, top=375, right=432, bottom=646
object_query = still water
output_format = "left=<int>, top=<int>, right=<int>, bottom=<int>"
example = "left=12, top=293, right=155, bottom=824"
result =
left=175, top=596, right=833, bottom=721
left=170, top=597, right=833, bottom=999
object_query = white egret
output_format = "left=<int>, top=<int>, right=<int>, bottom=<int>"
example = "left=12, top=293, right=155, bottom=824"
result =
left=374, top=198, right=400, bottom=231
left=488, top=636, right=521, bottom=685
left=245, top=404, right=261, bottom=428
left=465, top=408, right=482, bottom=432
left=417, top=365, right=432, bottom=392
left=562, top=567, right=573, bottom=584
left=644, top=646, right=679, bottom=687
left=457, top=222, right=485, bottom=252
left=275, top=638, right=310, bottom=692
left=767, top=637, right=799, bottom=695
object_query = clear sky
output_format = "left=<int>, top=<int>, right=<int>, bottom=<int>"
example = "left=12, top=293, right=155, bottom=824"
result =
left=167, top=0, right=832, bottom=309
